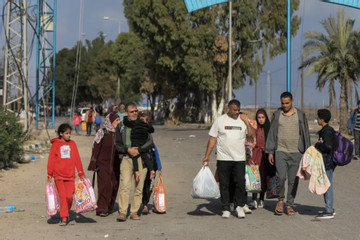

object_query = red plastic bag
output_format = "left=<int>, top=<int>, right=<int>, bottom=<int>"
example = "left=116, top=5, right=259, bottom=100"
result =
left=152, top=175, right=166, bottom=213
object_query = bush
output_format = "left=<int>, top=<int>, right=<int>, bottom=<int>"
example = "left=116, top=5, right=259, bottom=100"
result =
left=0, top=109, right=25, bottom=169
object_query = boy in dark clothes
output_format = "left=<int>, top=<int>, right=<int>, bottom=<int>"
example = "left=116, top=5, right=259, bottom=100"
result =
left=123, top=112, right=155, bottom=182
left=314, top=109, right=336, bottom=220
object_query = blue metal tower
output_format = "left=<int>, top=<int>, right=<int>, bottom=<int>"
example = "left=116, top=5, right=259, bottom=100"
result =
left=36, top=0, right=56, bottom=129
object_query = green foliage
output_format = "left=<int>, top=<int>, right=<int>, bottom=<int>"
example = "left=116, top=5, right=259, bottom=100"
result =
left=300, top=9, right=359, bottom=133
left=0, top=110, right=25, bottom=169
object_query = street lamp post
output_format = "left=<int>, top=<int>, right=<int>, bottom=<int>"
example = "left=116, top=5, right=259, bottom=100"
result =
left=103, top=16, right=126, bottom=104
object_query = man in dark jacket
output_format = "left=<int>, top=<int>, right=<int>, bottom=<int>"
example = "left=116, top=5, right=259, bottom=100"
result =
left=114, top=103, right=153, bottom=222
left=265, top=92, right=311, bottom=216
left=314, top=109, right=336, bottom=220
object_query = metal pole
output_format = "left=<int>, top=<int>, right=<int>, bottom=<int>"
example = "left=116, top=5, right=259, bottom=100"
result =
left=52, top=0, right=57, bottom=129
left=35, top=0, right=40, bottom=129
left=3, top=1, right=11, bottom=107
left=287, top=0, right=291, bottom=92
left=228, top=0, right=232, bottom=101
left=23, top=0, right=29, bottom=131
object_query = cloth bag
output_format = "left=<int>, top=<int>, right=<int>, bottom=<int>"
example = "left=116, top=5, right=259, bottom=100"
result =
left=73, top=178, right=97, bottom=213
left=266, top=175, right=279, bottom=199
left=191, top=166, right=220, bottom=199
left=46, top=183, right=59, bottom=216
left=153, top=175, right=166, bottom=213
left=245, top=164, right=261, bottom=192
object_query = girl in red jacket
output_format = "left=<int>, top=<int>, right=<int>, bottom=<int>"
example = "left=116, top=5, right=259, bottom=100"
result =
left=47, top=123, right=85, bottom=226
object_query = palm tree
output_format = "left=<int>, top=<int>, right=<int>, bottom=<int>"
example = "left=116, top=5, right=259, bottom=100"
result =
left=299, top=9, right=358, bottom=133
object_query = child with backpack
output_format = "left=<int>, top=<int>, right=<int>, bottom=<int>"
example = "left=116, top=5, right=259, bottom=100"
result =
left=314, top=109, right=336, bottom=220
left=47, top=123, right=85, bottom=226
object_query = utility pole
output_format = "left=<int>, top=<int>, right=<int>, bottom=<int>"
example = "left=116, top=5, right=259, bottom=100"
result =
left=227, top=0, right=232, bottom=101
left=266, top=70, right=271, bottom=112
left=3, top=0, right=29, bottom=131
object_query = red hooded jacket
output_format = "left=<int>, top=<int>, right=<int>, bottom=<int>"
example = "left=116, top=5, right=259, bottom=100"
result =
left=47, top=138, right=85, bottom=180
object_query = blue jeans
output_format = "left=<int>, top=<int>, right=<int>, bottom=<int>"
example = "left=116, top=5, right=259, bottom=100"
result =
left=324, top=168, right=334, bottom=214
left=74, top=125, right=80, bottom=135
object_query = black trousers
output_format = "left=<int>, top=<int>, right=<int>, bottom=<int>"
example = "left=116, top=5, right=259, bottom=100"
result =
left=86, top=122, right=92, bottom=135
left=142, top=170, right=152, bottom=206
left=217, top=160, right=246, bottom=211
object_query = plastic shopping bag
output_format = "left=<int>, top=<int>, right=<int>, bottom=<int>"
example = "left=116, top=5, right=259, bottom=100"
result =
left=46, top=183, right=59, bottom=216
left=74, top=178, right=97, bottom=213
left=245, top=164, right=261, bottom=192
left=266, top=175, right=279, bottom=199
left=191, top=166, right=220, bottom=199
left=153, top=175, right=166, bottom=213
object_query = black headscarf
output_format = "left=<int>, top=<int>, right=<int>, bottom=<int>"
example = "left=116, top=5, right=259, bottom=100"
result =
left=255, top=108, right=270, bottom=140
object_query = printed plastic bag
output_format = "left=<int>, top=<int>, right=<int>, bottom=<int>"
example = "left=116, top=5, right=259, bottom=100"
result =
left=74, top=178, right=97, bottom=213
left=46, top=183, right=59, bottom=216
left=191, top=166, right=220, bottom=199
left=245, top=164, right=261, bottom=192
left=153, top=175, right=166, bottom=213
left=266, top=175, right=279, bottom=199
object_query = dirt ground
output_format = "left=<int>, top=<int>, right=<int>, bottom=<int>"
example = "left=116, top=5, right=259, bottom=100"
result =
left=1, top=123, right=360, bottom=240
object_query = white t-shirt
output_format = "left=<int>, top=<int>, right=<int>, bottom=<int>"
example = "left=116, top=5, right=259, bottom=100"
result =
left=209, top=114, right=247, bottom=161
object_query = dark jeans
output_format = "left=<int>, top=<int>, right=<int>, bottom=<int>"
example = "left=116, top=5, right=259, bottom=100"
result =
left=275, top=151, right=302, bottom=206
left=217, top=160, right=246, bottom=211
left=354, top=130, right=360, bottom=156
left=86, top=122, right=92, bottom=135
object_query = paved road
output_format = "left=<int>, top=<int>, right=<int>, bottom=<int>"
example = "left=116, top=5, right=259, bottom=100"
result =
left=1, top=124, right=360, bottom=240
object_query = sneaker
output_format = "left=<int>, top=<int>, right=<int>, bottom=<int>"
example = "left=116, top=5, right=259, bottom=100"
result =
left=318, top=210, right=336, bottom=216
left=249, top=200, right=257, bottom=209
left=236, top=206, right=245, bottom=218
left=222, top=210, right=231, bottom=219
left=353, top=156, right=359, bottom=160
left=258, top=200, right=264, bottom=208
left=243, top=204, right=252, bottom=214
left=315, top=212, right=334, bottom=220
left=229, top=203, right=235, bottom=212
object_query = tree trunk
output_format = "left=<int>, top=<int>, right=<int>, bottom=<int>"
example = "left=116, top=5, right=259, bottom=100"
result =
left=339, top=78, right=349, bottom=133
left=211, top=91, right=218, bottom=122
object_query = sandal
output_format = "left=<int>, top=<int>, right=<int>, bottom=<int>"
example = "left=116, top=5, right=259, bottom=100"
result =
left=59, top=218, right=68, bottom=226
left=275, top=201, right=284, bottom=215
left=286, top=206, right=296, bottom=216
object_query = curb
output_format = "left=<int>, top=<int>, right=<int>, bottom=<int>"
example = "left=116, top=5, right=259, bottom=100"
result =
left=23, top=140, right=51, bottom=151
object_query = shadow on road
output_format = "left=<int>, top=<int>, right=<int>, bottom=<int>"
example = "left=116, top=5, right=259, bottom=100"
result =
left=187, top=199, right=222, bottom=216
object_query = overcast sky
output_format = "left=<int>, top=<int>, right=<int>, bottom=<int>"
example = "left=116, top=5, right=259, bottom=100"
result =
left=1, top=0, right=360, bottom=108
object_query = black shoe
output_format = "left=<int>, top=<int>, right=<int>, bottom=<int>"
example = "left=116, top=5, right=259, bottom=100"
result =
left=315, top=212, right=334, bottom=220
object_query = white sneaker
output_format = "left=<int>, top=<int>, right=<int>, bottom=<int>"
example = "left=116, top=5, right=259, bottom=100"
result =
left=236, top=206, right=245, bottom=218
left=258, top=200, right=264, bottom=208
left=243, top=204, right=252, bottom=214
left=250, top=200, right=258, bottom=209
left=222, top=210, right=231, bottom=219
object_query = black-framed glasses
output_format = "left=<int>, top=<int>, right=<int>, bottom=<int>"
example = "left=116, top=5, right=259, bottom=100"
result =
left=128, top=110, right=138, bottom=113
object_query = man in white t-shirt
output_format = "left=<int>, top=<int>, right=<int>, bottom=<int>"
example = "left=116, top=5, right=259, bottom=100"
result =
left=202, top=99, right=255, bottom=219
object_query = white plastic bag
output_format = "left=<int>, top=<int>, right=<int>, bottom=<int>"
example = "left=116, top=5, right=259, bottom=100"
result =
left=191, top=166, right=220, bottom=199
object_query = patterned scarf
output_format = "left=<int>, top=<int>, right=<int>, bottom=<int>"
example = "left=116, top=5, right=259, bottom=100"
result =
left=93, top=114, right=116, bottom=144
